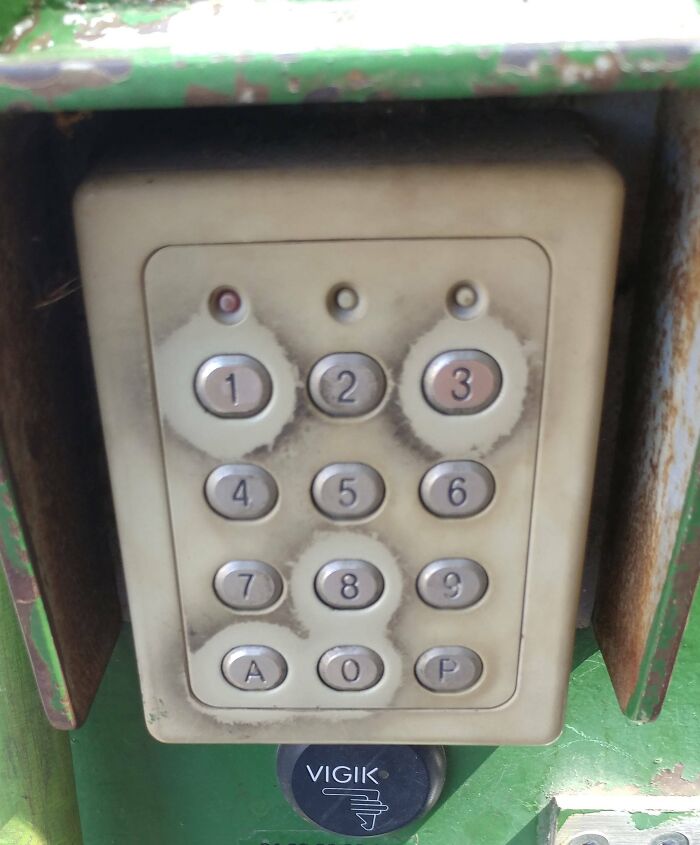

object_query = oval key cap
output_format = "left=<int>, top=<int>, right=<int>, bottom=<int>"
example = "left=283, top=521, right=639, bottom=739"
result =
left=195, top=354, right=272, bottom=417
left=308, top=352, right=386, bottom=417
left=419, top=461, right=494, bottom=518
left=214, top=560, right=283, bottom=610
left=415, top=646, right=483, bottom=692
left=205, top=464, right=278, bottom=520
left=318, top=646, right=384, bottom=691
left=315, top=560, right=384, bottom=609
left=222, top=645, right=287, bottom=690
left=417, top=559, right=488, bottom=609
left=311, top=463, right=385, bottom=520
left=422, top=350, right=501, bottom=415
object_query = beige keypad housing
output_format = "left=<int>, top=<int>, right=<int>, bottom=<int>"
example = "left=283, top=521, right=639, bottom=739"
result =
left=75, top=130, right=623, bottom=744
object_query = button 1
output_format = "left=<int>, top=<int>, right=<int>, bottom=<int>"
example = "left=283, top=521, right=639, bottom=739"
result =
left=308, top=353, right=386, bottom=417
left=419, top=461, right=494, bottom=518
left=318, top=646, right=384, bottom=691
left=422, top=350, right=501, bottom=414
left=415, top=646, right=483, bottom=692
left=311, top=463, right=385, bottom=520
left=214, top=560, right=283, bottom=610
left=222, top=645, right=287, bottom=690
left=315, top=560, right=384, bottom=609
left=195, top=354, right=272, bottom=417
left=205, top=464, right=278, bottom=520
left=417, top=559, right=488, bottom=609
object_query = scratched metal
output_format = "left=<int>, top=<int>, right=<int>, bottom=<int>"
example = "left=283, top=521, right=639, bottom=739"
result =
left=595, top=91, right=700, bottom=722
left=1, top=2, right=700, bottom=110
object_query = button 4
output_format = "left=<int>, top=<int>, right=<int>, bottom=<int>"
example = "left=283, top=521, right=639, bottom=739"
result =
left=205, top=464, right=278, bottom=520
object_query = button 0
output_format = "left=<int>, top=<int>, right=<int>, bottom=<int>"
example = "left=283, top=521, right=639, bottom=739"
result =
left=222, top=645, right=287, bottom=690
left=315, top=560, right=384, bottom=609
left=311, top=463, right=385, bottom=520
left=419, top=461, right=494, bottom=518
left=415, top=646, right=483, bottom=692
left=195, top=354, right=272, bottom=418
left=417, top=559, right=488, bottom=609
left=214, top=560, right=283, bottom=610
left=308, top=353, right=387, bottom=417
left=205, top=464, right=278, bottom=520
left=423, top=350, right=501, bottom=415
left=318, top=646, right=384, bottom=691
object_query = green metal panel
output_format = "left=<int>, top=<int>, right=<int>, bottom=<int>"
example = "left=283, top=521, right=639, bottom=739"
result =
left=0, top=515, right=83, bottom=845
left=1, top=2, right=700, bottom=110
left=70, top=591, right=700, bottom=845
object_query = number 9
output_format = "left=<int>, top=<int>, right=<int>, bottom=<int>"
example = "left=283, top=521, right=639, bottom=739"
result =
left=443, top=571, right=462, bottom=599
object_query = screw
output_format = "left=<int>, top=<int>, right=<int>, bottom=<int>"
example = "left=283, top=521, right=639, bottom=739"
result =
left=567, top=835, right=609, bottom=845
left=650, top=834, right=689, bottom=845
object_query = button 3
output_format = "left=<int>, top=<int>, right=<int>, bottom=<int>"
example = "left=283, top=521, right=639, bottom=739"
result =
left=423, top=350, right=501, bottom=414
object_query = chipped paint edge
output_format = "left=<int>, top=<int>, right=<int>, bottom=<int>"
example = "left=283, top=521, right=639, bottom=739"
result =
left=0, top=440, right=77, bottom=729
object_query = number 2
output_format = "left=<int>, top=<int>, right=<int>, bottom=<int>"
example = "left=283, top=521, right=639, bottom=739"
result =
left=337, top=370, right=357, bottom=403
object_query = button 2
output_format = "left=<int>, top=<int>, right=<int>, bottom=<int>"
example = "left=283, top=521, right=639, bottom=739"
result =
left=419, top=461, right=494, bottom=518
left=195, top=354, right=272, bottom=417
left=308, top=353, right=386, bottom=417
left=422, top=350, right=501, bottom=415
left=214, top=560, right=283, bottom=610
left=205, top=464, right=278, bottom=520
left=311, top=463, right=385, bottom=520
left=415, top=646, right=483, bottom=692
left=417, top=559, right=488, bottom=609
left=222, top=645, right=287, bottom=690
left=315, top=560, right=384, bottom=609
left=318, top=646, right=384, bottom=690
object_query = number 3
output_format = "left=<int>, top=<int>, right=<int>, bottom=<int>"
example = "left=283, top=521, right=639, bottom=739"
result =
left=451, top=366, right=472, bottom=401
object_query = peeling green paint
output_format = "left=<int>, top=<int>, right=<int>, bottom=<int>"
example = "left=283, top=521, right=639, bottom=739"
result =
left=631, top=812, right=688, bottom=831
left=1, top=3, right=700, bottom=110
left=626, top=440, right=700, bottom=721
left=0, top=443, right=76, bottom=729
left=0, top=540, right=82, bottom=845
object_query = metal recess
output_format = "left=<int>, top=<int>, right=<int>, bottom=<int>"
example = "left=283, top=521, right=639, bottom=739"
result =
left=1, top=1, right=700, bottom=111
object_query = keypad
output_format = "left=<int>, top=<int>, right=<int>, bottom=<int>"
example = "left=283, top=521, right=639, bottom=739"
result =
left=198, top=348, right=498, bottom=695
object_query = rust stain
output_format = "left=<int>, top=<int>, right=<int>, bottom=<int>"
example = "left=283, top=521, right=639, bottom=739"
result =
left=595, top=93, right=700, bottom=715
left=653, top=763, right=700, bottom=796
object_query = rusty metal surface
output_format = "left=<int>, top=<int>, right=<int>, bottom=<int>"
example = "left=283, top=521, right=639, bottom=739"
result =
left=595, top=91, right=700, bottom=721
left=1, top=2, right=700, bottom=110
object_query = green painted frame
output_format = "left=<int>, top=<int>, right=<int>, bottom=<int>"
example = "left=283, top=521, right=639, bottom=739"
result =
left=1, top=2, right=700, bottom=110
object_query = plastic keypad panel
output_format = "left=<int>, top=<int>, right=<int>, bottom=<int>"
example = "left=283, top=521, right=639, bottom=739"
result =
left=145, top=238, right=548, bottom=709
